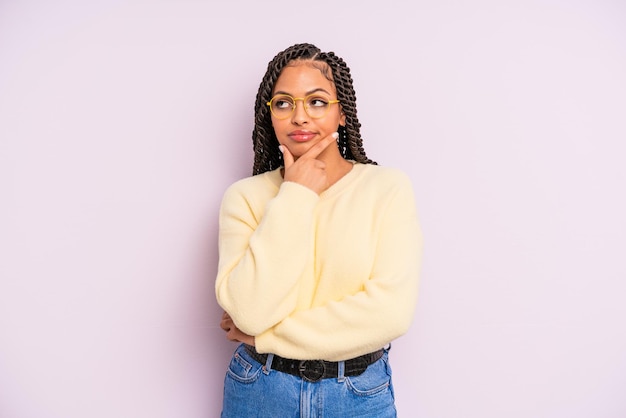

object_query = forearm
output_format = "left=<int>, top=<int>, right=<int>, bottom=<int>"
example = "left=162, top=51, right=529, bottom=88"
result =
left=215, top=181, right=319, bottom=334
left=255, top=261, right=420, bottom=361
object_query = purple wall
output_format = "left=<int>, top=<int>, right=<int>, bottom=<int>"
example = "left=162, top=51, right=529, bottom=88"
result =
left=1, top=1, right=625, bottom=417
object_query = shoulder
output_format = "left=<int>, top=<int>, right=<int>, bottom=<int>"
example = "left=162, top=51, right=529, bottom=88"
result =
left=219, top=170, right=283, bottom=215
left=223, top=169, right=281, bottom=198
left=357, top=165, right=419, bottom=220
left=356, top=164, right=414, bottom=191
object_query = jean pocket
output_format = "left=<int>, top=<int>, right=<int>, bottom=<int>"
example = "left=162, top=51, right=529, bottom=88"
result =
left=226, top=345, right=263, bottom=384
left=345, top=356, right=392, bottom=396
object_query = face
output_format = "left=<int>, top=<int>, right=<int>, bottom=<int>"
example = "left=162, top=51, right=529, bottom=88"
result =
left=270, top=61, right=345, bottom=159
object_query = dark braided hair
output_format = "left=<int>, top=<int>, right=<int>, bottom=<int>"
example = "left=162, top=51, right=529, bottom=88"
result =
left=252, top=43, right=376, bottom=175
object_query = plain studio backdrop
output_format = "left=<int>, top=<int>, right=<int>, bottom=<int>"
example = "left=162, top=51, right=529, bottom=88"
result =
left=1, top=1, right=625, bottom=417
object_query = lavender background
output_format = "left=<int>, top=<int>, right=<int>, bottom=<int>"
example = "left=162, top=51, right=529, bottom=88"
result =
left=1, top=1, right=625, bottom=417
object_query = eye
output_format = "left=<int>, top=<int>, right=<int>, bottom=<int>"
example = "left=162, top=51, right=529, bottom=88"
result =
left=273, top=96, right=294, bottom=109
left=308, top=97, right=329, bottom=108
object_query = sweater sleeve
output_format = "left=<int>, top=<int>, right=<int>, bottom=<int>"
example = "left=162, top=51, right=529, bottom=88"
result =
left=215, top=180, right=319, bottom=335
left=254, top=175, right=422, bottom=361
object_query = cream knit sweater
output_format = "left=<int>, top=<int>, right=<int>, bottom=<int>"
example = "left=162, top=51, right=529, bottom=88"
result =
left=215, top=163, right=422, bottom=361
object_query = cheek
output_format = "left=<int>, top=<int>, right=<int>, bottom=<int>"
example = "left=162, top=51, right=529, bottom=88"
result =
left=329, top=113, right=344, bottom=130
left=271, top=120, right=288, bottom=140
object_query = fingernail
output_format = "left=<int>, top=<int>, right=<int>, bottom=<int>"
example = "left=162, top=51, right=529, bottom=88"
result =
left=278, top=145, right=284, bottom=153
left=332, top=132, right=339, bottom=139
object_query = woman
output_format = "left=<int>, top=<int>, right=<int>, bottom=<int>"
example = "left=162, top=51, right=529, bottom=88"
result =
left=216, top=43, right=422, bottom=417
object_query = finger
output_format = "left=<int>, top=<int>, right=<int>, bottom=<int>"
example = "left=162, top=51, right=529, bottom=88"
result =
left=225, top=328, right=235, bottom=341
left=314, top=160, right=326, bottom=169
left=220, top=318, right=230, bottom=331
left=279, top=145, right=294, bottom=168
left=301, top=132, right=338, bottom=160
left=226, top=326, right=243, bottom=342
left=220, top=316, right=232, bottom=331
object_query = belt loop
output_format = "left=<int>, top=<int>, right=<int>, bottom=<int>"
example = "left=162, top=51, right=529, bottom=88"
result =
left=337, top=361, right=346, bottom=383
left=263, top=353, right=274, bottom=375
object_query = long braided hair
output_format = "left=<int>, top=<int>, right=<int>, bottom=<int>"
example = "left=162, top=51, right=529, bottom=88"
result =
left=252, top=43, right=376, bottom=175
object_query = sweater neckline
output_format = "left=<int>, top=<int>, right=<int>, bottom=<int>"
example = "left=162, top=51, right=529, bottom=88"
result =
left=266, top=161, right=363, bottom=199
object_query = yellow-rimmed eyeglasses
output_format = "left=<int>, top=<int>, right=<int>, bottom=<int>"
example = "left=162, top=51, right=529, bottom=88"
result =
left=266, top=94, right=340, bottom=120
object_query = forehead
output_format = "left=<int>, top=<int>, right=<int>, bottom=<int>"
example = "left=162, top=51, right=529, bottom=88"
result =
left=273, top=61, right=336, bottom=95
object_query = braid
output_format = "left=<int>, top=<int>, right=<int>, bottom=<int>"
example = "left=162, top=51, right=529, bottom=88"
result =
left=317, top=51, right=375, bottom=165
left=252, top=44, right=376, bottom=175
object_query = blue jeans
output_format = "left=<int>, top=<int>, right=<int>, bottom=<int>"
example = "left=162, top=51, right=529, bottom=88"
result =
left=221, top=344, right=397, bottom=418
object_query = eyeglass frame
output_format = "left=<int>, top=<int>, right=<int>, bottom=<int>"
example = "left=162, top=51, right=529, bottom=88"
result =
left=266, top=94, right=341, bottom=120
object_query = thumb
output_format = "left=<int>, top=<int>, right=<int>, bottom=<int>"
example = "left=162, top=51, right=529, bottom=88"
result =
left=279, top=145, right=294, bottom=168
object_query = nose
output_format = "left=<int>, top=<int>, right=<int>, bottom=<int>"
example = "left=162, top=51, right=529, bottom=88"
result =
left=291, top=98, right=309, bottom=125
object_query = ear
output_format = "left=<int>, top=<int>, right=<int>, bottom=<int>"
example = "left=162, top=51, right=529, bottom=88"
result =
left=339, top=107, right=346, bottom=126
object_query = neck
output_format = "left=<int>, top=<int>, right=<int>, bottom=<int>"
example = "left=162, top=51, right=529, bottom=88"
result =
left=318, top=145, right=354, bottom=187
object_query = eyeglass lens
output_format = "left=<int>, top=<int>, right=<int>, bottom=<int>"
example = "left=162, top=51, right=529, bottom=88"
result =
left=270, top=95, right=332, bottom=119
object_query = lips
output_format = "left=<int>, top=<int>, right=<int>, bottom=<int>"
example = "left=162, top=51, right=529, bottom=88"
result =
left=288, top=130, right=317, bottom=142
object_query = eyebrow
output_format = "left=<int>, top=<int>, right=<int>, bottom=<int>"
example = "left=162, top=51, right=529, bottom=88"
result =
left=273, top=88, right=332, bottom=96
